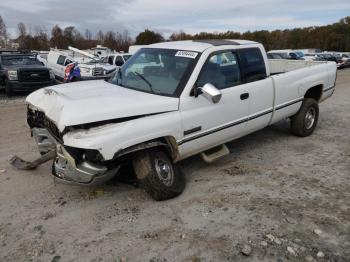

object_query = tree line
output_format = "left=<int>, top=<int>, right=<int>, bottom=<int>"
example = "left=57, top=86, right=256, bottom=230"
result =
left=169, top=16, right=350, bottom=51
left=0, top=16, right=349, bottom=52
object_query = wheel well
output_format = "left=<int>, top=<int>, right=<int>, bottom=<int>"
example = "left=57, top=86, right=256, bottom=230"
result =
left=112, top=136, right=180, bottom=163
left=304, top=85, right=322, bottom=102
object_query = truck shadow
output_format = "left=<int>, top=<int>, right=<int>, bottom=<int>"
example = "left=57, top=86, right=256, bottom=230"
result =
left=179, top=119, right=293, bottom=179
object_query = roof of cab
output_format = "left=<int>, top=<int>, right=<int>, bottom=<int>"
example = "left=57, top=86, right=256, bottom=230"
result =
left=147, top=39, right=258, bottom=52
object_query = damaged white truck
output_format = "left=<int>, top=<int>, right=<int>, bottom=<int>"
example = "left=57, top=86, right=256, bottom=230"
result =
left=22, top=40, right=337, bottom=201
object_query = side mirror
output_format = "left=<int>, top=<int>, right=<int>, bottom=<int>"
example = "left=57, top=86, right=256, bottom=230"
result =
left=199, top=83, right=222, bottom=104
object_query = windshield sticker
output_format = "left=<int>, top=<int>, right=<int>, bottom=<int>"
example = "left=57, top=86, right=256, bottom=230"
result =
left=175, top=51, right=198, bottom=59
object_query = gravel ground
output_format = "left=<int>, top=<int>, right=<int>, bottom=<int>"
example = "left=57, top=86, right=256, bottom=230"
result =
left=0, top=69, right=349, bottom=262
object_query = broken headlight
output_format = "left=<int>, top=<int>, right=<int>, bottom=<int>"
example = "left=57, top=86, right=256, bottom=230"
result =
left=64, top=146, right=104, bottom=164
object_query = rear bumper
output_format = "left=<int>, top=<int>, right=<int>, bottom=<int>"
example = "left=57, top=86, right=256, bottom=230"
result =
left=7, top=80, right=56, bottom=90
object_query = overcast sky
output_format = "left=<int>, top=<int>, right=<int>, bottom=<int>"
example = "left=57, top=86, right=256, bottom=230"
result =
left=1, top=0, right=350, bottom=38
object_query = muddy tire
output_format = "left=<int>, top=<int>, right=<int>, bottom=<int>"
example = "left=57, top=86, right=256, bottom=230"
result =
left=133, top=149, right=185, bottom=201
left=5, top=79, right=13, bottom=97
left=291, top=98, right=319, bottom=137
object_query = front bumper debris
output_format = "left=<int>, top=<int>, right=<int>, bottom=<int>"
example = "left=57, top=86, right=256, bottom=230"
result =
left=12, top=127, right=119, bottom=186
left=52, top=144, right=119, bottom=186
left=32, top=128, right=57, bottom=154
left=10, top=150, right=56, bottom=170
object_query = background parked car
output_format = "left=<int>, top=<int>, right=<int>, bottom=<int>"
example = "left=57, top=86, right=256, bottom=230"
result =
left=267, top=53, right=283, bottom=59
left=0, top=50, right=55, bottom=96
left=104, top=53, right=132, bottom=67
left=267, top=50, right=305, bottom=60
left=47, top=48, right=117, bottom=81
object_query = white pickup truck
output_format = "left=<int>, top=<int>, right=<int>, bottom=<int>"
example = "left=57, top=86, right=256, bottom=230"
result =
left=25, top=40, right=337, bottom=200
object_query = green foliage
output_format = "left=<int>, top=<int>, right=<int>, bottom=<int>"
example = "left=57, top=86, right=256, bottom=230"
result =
left=135, top=29, right=164, bottom=45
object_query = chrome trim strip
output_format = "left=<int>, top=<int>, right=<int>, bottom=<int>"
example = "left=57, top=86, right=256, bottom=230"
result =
left=177, top=97, right=304, bottom=145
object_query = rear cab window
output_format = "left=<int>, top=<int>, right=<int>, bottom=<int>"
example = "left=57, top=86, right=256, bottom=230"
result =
left=238, top=48, right=267, bottom=83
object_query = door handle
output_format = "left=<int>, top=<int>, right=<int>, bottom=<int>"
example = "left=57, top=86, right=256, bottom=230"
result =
left=240, top=93, right=249, bottom=100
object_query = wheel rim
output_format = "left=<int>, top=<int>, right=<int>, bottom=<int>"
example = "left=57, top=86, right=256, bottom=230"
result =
left=155, top=157, right=174, bottom=187
left=305, top=107, right=316, bottom=129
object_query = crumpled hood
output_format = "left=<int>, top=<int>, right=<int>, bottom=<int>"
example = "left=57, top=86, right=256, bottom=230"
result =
left=26, top=80, right=179, bottom=131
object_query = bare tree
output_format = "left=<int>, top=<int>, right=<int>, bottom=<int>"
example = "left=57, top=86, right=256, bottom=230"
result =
left=17, top=22, right=27, bottom=37
left=17, top=22, right=29, bottom=50
left=50, top=25, right=63, bottom=49
left=85, top=29, right=92, bottom=40
left=96, top=30, right=104, bottom=43
left=0, top=16, right=9, bottom=48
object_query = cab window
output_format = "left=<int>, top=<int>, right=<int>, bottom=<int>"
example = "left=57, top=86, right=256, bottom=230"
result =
left=197, top=51, right=242, bottom=90
left=108, top=56, right=114, bottom=65
left=115, top=56, right=124, bottom=66
left=57, top=55, right=66, bottom=65
left=64, top=59, right=73, bottom=66
left=238, top=48, right=267, bottom=83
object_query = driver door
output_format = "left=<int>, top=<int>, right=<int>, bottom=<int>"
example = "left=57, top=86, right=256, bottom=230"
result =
left=179, top=50, right=250, bottom=158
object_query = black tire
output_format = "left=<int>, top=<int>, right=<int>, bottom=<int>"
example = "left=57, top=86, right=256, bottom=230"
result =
left=4, top=79, right=13, bottom=97
left=291, top=98, right=319, bottom=137
left=133, top=148, right=185, bottom=201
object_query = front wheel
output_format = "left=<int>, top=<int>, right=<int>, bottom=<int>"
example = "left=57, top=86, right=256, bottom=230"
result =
left=133, top=149, right=185, bottom=201
left=290, top=98, right=319, bottom=137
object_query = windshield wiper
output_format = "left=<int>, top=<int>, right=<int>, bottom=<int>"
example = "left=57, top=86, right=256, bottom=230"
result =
left=134, top=72, right=155, bottom=93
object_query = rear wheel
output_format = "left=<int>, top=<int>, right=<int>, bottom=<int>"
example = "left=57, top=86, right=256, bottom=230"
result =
left=291, top=98, right=319, bottom=137
left=133, top=148, right=185, bottom=201
left=4, top=79, right=13, bottom=97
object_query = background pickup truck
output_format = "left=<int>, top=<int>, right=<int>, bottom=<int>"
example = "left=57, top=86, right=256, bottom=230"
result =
left=25, top=39, right=337, bottom=201
left=0, top=51, right=56, bottom=96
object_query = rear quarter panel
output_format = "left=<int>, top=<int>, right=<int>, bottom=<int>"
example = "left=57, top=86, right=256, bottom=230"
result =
left=270, top=62, right=335, bottom=124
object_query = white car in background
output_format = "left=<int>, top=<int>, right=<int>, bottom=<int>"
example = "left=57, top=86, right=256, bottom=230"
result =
left=268, top=49, right=305, bottom=60
left=104, top=53, right=132, bottom=67
left=35, top=52, right=49, bottom=66
left=47, top=47, right=117, bottom=81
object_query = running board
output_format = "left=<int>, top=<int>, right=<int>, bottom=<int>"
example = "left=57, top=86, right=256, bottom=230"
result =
left=200, top=144, right=230, bottom=163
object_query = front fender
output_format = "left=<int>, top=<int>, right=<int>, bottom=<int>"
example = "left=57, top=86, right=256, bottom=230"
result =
left=63, top=111, right=182, bottom=160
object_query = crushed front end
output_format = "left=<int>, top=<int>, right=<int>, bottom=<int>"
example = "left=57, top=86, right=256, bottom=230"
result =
left=27, top=106, right=119, bottom=186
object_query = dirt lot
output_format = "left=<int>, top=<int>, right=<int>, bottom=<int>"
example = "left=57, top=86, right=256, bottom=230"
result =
left=0, top=70, right=349, bottom=262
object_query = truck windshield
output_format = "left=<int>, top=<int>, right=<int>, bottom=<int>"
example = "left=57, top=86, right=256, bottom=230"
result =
left=2, top=55, right=42, bottom=66
left=111, top=48, right=199, bottom=97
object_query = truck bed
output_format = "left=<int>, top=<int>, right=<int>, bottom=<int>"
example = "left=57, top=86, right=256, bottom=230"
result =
left=268, top=59, right=333, bottom=75
left=267, top=59, right=337, bottom=126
